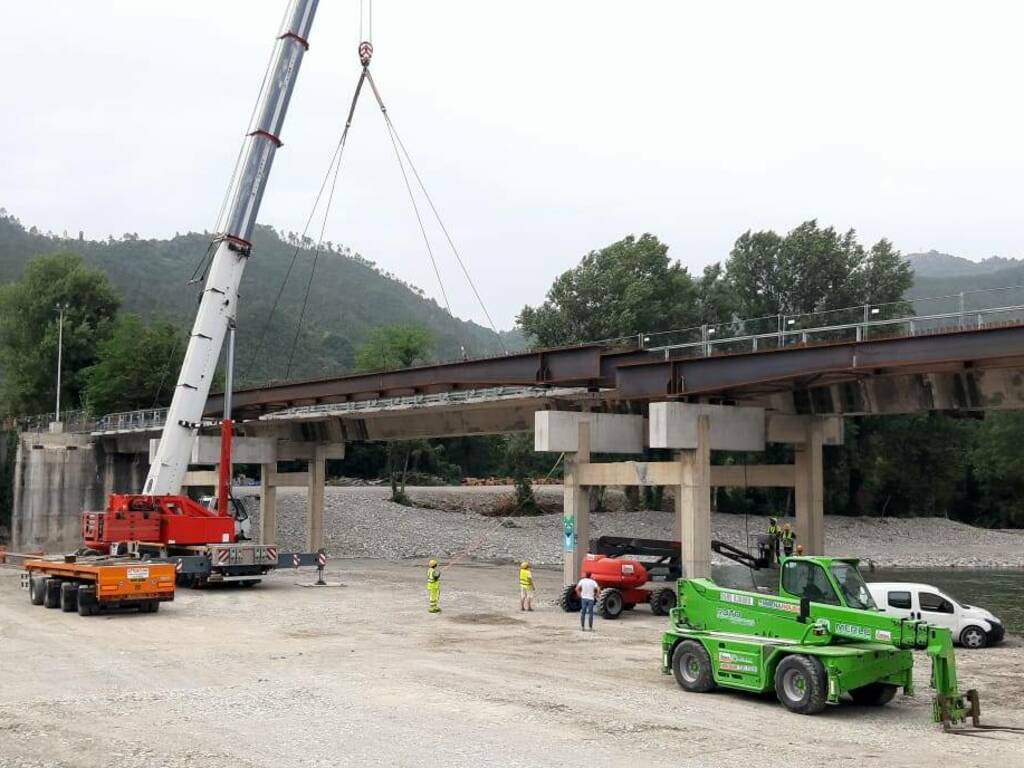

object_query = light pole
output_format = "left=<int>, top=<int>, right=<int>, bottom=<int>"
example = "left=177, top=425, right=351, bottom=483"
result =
left=55, top=302, right=67, bottom=423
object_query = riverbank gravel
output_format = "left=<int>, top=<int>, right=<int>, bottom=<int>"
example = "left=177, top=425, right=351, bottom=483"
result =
left=236, top=485, right=1024, bottom=568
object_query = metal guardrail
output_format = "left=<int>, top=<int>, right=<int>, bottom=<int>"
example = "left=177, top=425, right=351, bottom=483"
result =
left=92, top=408, right=169, bottom=434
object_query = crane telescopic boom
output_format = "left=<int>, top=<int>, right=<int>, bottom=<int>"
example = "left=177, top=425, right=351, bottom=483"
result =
left=143, top=0, right=319, bottom=497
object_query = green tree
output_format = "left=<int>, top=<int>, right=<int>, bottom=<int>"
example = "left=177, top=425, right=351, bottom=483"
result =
left=354, top=325, right=435, bottom=503
left=354, top=325, right=434, bottom=371
left=725, top=221, right=912, bottom=317
left=517, top=234, right=731, bottom=347
left=967, top=412, right=1024, bottom=527
left=81, top=315, right=185, bottom=414
left=0, top=252, right=120, bottom=415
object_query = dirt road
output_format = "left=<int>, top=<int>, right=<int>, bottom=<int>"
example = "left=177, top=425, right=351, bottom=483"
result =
left=1, top=560, right=1020, bottom=767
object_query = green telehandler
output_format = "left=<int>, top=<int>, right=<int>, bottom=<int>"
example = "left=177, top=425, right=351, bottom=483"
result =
left=661, top=556, right=978, bottom=727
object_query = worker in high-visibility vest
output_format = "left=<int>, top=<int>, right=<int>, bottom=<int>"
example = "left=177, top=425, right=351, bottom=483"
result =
left=767, top=517, right=782, bottom=563
left=519, top=561, right=534, bottom=612
left=426, top=559, right=441, bottom=613
left=781, top=524, right=796, bottom=558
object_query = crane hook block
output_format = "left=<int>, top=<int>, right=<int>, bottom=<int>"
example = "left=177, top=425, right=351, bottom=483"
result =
left=359, top=41, right=373, bottom=67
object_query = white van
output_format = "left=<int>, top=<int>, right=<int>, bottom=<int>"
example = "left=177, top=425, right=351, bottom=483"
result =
left=867, top=582, right=1005, bottom=648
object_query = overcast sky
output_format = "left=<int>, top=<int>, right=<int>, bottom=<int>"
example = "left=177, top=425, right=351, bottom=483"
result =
left=3, top=1, right=1024, bottom=329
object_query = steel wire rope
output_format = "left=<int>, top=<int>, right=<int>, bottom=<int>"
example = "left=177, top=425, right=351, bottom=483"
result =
left=364, top=71, right=455, bottom=319
left=244, top=70, right=369, bottom=383
left=281, top=69, right=372, bottom=378
left=384, top=116, right=507, bottom=351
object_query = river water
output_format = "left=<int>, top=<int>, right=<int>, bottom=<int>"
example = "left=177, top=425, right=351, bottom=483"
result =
left=713, top=565, right=1024, bottom=634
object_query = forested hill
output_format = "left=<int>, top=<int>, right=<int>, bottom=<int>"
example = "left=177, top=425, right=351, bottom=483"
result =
left=906, top=250, right=1024, bottom=300
left=0, top=211, right=521, bottom=384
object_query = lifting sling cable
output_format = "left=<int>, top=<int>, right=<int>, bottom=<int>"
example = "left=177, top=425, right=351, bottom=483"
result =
left=363, top=67, right=507, bottom=351
left=245, top=66, right=369, bottom=382
left=283, top=66, right=369, bottom=378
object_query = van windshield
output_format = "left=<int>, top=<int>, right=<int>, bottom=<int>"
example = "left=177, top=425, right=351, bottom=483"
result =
left=830, top=562, right=877, bottom=610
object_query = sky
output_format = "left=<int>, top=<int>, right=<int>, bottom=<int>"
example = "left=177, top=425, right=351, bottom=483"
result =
left=3, top=1, right=1024, bottom=330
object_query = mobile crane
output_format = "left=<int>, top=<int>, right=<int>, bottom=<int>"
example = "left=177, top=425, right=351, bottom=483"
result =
left=78, top=0, right=324, bottom=585
left=661, top=555, right=978, bottom=727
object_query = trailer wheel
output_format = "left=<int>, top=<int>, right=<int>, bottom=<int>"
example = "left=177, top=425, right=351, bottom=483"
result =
left=558, top=585, right=581, bottom=613
left=77, top=585, right=98, bottom=616
left=596, top=588, right=624, bottom=619
left=650, top=587, right=676, bottom=616
left=60, top=581, right=79, bottom=612
left=29, top=576, right=47, bottom=606
left=849, top=682, right=898, bottom=707
left=672, top=640, right=716, bottom=693
left=774, top=655, right=827, bottom=715
left=140, top=601, right=159, bottom=613
left=44, top=579, right=63, bottom=609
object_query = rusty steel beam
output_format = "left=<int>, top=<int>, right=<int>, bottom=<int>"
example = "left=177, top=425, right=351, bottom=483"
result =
left=615, top=325, right=1024, bottom=399
left=207, top=344, right=610, bottom=418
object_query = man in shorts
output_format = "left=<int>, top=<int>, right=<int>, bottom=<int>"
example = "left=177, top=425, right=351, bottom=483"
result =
left=519, top=561, right=535, bottom=611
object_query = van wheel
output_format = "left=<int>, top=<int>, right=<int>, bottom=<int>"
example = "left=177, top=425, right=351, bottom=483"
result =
left=774, top=655, right=827, bottom=715
left=849, top=682, right=898, bottom=706
left=60, top=581, right=79, bottom=612
left=672, top=640, right=716, bottom=693
left=960, top=626, right=988, bottom=649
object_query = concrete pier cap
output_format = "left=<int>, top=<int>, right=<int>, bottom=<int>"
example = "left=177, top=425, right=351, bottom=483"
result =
left=534, top=411, right=644, bottom=454
left=649, top=402, right=765, bottom=451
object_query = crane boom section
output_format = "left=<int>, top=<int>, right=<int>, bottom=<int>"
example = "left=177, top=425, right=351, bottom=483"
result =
left=144, top=0, right=319, bottom=496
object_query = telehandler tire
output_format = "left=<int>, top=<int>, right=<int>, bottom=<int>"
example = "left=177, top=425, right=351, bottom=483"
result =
left=649, top=587, right=676, bottom=616
left=774, top=655, right=827, bottom=715
left=672, top=640, right=716, bottom=693
left=849, top=682, right=898, bottom=706
left=596, top=588, right=623, bottom=619
left=558, top=585, right=581, bottom=612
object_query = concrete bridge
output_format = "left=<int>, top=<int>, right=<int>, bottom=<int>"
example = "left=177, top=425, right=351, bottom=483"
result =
left=11, top=289, right=1024, bottom=581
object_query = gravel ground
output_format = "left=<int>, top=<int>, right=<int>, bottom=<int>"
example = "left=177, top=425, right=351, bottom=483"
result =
left=2, top=560, right=1021, bottom=768
left=238, top=485, right=1024, bottom=568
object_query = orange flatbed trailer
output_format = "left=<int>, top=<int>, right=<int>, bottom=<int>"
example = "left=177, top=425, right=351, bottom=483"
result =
left=22, top=557, right=175, bottom=616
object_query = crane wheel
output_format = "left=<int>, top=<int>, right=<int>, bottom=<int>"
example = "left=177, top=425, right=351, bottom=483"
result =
left=774, top=655, right=827, bottom=715
left=672, top=640, right=716, bottom=693
left=558, top=585, right=581, bottom=613
left=43, top=579, right=63, bottom=609
left=59, top=581, right=79, bottom=612
left=596, top=588, right=623, bottom=619
left=29, top=576, right=47, bottom=606
left=649, top=587, right=676, bottom=616
left=849, top=683, right=898, bottom=707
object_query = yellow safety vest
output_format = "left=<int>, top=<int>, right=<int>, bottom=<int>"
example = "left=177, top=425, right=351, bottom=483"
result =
left=768, top=524, right=781, bottom=536
left=781, top=529, right=795, bottom=544
left=427, top=567, right=440, bottom=584
left=519, top=568, right=533, bottom=589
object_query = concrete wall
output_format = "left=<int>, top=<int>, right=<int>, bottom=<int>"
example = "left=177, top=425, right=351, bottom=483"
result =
left=12, top=431, right=106, bottom=552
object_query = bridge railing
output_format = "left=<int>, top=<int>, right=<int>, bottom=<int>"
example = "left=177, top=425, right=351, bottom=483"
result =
left=92, top=408, right=169, bottom=434
left=640, top=284, right=1024, bottom=358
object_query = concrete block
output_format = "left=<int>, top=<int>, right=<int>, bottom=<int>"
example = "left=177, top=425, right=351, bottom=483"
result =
left=766, top=415, right=844, bottom=445
left=649, top=403, right=765, bottom=451
left=534, top=411, right=644, bottom=454
left=150, top=436, right=277, bottom=465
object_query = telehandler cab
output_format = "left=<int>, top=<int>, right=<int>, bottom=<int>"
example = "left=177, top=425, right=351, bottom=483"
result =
left=662, top=556, right=978, bottom=727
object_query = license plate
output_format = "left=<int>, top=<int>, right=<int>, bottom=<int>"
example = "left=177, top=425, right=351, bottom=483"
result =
left=127, top=566, right=150, bottom=582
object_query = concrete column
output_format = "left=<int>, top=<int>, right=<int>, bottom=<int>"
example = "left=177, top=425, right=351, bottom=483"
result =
left=562, top=421, right=591, bottom=586
left=306, top=445, right=326, bottom=552
left=676, top=415, right=711, bottom=579
left=102, top=451, right=117, bottom=499
left=10, top=437, right=24, bottom=548
left=260, top=462, right=278, bottom=545
left=794, top=418, right=826, bottom=555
